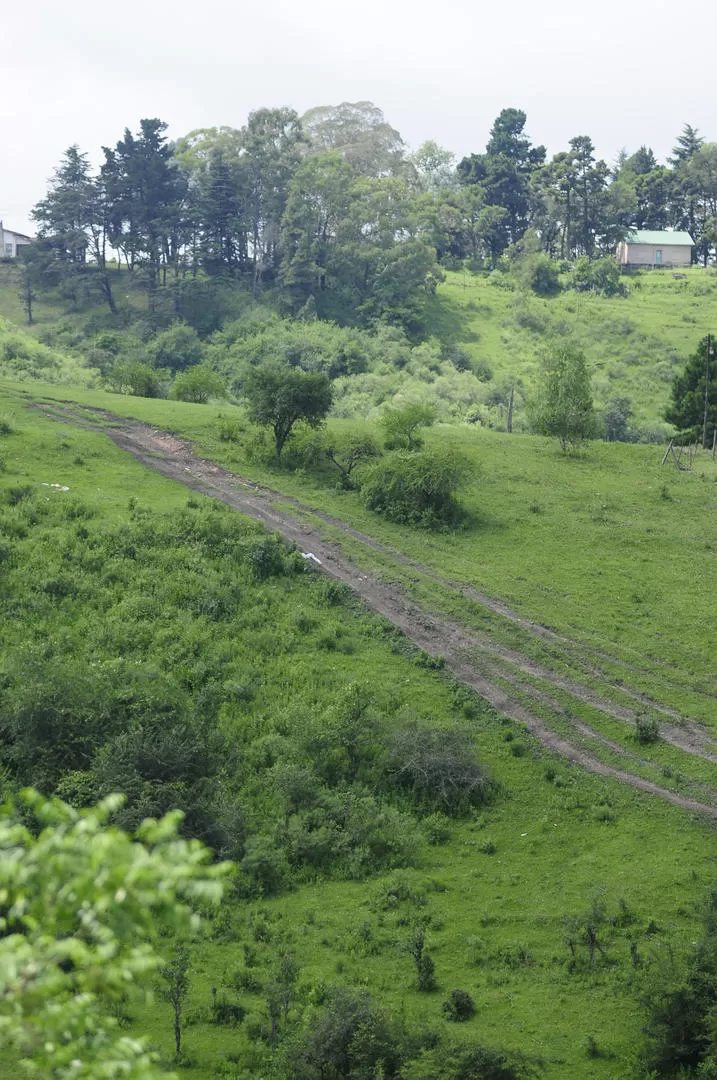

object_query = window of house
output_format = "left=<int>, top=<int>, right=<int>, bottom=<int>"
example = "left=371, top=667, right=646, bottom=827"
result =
left=4, top=244, right=14, bottom=257
left=655, top=249, right=662, bottom=265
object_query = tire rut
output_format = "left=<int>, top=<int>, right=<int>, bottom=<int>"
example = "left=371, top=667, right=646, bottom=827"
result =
left=30, top=401, right=717, bottom=820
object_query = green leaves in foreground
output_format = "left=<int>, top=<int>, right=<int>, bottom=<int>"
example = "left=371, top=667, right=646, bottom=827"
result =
left=0, top=790, right=230, bottom=1079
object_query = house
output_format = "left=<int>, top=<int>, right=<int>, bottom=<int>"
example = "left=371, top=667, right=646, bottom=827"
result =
left=616, top=230, right=694, bottom=269
left=0, top=221, right=32, bottom=259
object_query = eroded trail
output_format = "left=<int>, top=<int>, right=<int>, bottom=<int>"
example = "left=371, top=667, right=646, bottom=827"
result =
left=34, top=402, right=717, bottom=820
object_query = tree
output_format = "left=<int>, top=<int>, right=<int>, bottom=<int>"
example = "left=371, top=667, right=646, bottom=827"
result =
left=458, top=108, right=545, bottom=252
left=31, top=145, right=117, bottom=313
left=381, top=402, right=436, bottom=449
left=241, top=107, right=305, bottom=293
left=641, top=887, right=717, bottom=1077
left=603, top=395, right=634, bottom=442
left=301, top=100, right=406, bottom=177
left=159, top=943, right=191, bottom=1058
left=148, top=323, right=204, bottom=373
left=324, top=429, right=381, bottom=487
left=170, top=366, right=226, bottom=403
left=665, top=335, right=717, bottom=444
left=0, top=790, right=229, bottom=1079
left=528, top=343, right=599, bottom=451
left=102, top=119, right=187, bottom=309
left=410, top=926, right=437, bottom=991
left=280, top=985, right=401, bottom=1080
left=244, top=364, right=333, bottom=458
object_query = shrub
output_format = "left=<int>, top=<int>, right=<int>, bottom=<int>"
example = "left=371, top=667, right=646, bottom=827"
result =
left=381, top=402, right=436, bottom=450
left=635, top=714, right=660, bottom=744
left=361, top=449, right=469, bottom=527
left=148, top=323, right=204, bottom=373
left=171, top=366, right=226, bottom=403
left=107, top=361, right=162, bottom=398
left=411, top=928, right=437, bottom=992
left=384, top=726, right=495, bottom=814
left=442, top=989, right=476, bottom=1022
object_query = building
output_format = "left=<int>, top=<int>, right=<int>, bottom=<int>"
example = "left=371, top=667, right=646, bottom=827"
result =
left=0, top=222, right=32, bottom=259
left=616, top=230, right=694, bottom=269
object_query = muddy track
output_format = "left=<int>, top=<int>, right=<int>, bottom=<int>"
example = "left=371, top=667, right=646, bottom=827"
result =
left=32, top=401, right=717, bottom=820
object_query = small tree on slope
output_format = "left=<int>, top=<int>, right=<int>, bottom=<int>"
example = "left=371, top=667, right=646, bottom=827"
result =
left=528, top=342, right=599, bottom=451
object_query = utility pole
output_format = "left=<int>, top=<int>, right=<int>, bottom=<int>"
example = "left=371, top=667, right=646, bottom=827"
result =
left=703, top=333, right=712, bottom=449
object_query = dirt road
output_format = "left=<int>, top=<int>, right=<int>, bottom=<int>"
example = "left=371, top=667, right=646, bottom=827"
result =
left=34, top=401, right=717, bottom=820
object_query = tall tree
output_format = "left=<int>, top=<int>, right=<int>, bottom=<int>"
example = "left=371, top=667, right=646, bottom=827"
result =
left=665, top=335, right=717, bottom=444
left=31, top=146, right=117, bottom=312
left=528, top=342, right=599, bottom=450
left=241, top=107, right=305, bottom=294
left=458, top=108, right=545, bottom=252
left=668, top=123, right=704, bottom=166
left=302, top=101, right=406, bottom=177
left=102, top=119, right=187, bottom=309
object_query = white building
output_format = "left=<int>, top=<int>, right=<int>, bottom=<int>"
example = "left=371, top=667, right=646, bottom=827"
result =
left=0, top=221, right=32, bottom=258
left=616, top=230, right=694, bottom=269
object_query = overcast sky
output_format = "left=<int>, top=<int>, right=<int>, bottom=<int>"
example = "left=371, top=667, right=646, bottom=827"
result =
left=3, top=0, right=717, bottom=235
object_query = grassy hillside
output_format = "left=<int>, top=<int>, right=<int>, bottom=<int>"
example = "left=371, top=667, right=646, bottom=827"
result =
left=428, top=266, right=717, bottom=433
left=2, top=261, right=717, bottom=439
left=2, top=383, right=717, bottom=1080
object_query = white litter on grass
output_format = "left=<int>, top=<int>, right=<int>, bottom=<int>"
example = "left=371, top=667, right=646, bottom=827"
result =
left=41, top=483, right=70, bottom=491
left=301, top=552, right=322, bottom=565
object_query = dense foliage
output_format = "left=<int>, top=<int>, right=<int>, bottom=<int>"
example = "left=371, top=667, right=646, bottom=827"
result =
left=0, top=481, right=492, bottom=890
left=0, top=790, right=228, bottom=1079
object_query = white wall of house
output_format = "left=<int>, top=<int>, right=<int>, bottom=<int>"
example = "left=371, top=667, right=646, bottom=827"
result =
left=617, top=241, right=692, bottom=268
left=0, top=224, right=32, bottom=258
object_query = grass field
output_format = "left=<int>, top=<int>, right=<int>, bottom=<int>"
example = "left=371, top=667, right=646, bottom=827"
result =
left=2, top=387, right=717, bottom=1079
left=429, top=266, right=717, bottom=431
left=3, top=262, right=717, bottom=1076
left=3, top=261, right=717, bottom=437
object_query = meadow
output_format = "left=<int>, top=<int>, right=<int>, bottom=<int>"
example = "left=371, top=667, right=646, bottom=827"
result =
left=426, top=266, right=717, bottom=433
left=4, top=260, right=717, bottom=1077
left=2, top=381, right=717, bottom=1077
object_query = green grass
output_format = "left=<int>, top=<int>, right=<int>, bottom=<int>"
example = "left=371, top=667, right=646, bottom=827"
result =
left=427, top=266, right=717, bottom=431
left=4, top=261, right=717, bottom=437
left=2, top=382, right=717, bottom=1077
left=9, top=379, right=715, bottom=718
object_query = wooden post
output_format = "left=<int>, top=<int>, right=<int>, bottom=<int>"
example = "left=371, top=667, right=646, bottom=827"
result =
left=704, top=334, right=713, bottom=449
left=712, top=429, right=716, bottom=459
left=661, top=439, right=674, bottom=466
left=506, top=384, right=514, bottom=433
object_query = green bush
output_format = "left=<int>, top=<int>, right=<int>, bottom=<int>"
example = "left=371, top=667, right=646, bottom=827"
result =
left=107, top=361, right=162, bottom=398
left=383, top=726, right=495, bottom=814
left=170, top=366, right=226, bottom=403
left=442, top=988, right=476, bottom=1022
left=361, top=449, right=469, bottom=527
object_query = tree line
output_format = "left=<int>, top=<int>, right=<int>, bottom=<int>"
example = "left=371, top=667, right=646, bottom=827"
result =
left=25, top=103, right=717, bottom=334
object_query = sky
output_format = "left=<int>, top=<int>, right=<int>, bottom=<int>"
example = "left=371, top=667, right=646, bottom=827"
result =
left=3, top=0, right=717, bottom=235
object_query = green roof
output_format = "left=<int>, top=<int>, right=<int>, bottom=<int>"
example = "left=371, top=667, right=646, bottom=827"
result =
left=626, top=230, right=694, bottom=246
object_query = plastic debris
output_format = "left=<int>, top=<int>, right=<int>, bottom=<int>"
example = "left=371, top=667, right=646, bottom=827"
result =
left=300, top=552, right=322, bottom=565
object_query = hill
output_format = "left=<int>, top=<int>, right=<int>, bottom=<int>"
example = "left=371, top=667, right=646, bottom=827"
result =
left=427, top=266, right=717, bottom=436
left=3, top=376, right=717, bottom=1077
left=2, top=260, right=717, bottom=441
